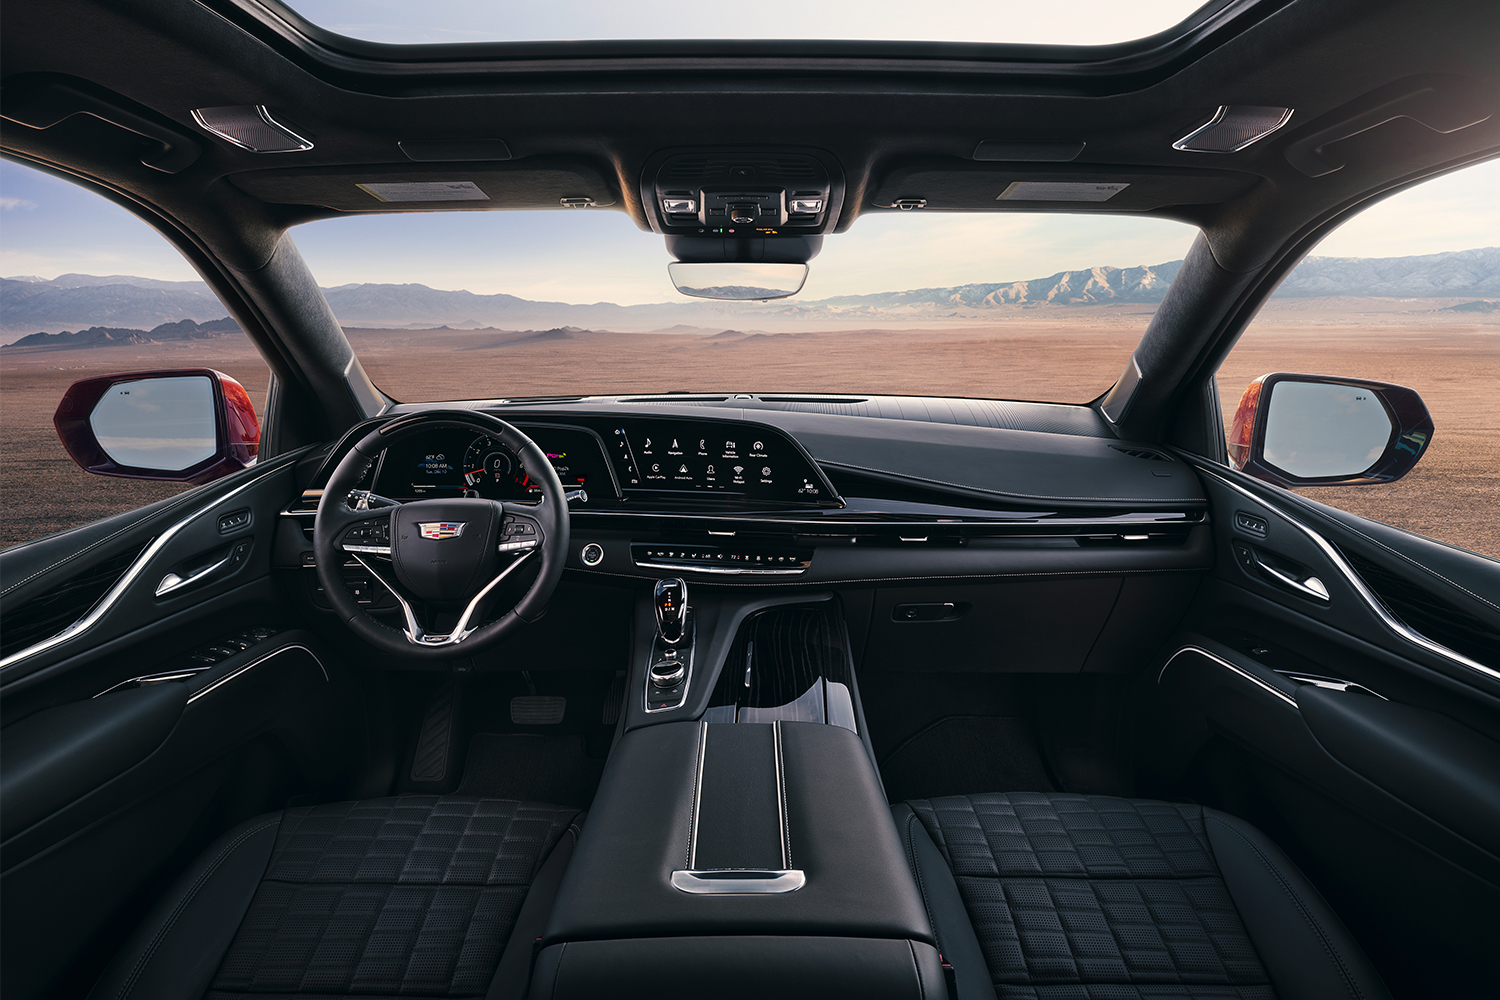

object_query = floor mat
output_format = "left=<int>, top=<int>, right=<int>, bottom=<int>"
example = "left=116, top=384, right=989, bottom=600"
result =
left=457, top=732, right=605, bottom=809
left=880, top=715, right=1055, bottom=803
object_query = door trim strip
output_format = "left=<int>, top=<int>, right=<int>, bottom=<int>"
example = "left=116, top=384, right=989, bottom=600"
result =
left=1194, top=465, right=1499, bottom=684
left=1158, top=644, right=1299, bottom=709
left=0, top=454, right=301, bottom=674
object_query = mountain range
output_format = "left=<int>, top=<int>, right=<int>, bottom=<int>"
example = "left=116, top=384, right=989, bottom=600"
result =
left=3, top=246, right=1496, bottom=343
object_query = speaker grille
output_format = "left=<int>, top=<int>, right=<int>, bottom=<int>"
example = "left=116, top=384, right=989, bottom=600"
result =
left=192, top=106, right=313, bottom=153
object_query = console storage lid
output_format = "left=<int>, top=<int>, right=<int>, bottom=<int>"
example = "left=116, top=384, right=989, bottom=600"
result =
left=543, top=720, right=934, bottom=944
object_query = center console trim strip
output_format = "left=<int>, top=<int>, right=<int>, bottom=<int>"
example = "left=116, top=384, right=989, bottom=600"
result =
left=675, top=719, right=804, bottom=894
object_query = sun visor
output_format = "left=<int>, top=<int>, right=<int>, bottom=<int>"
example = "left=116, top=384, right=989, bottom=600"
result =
left=868, top=160, right=1257, bottom=214
left=229, top=158, right=618, bottom=212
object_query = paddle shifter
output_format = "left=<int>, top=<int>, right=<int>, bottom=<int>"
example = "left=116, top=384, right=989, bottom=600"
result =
left=646, top=578, right=692, bottom=711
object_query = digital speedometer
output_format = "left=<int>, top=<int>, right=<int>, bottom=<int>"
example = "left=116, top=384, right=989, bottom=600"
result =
left=462, top=436, right=540, bottom=497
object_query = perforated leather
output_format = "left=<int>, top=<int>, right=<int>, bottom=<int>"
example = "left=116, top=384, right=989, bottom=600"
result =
left=203, top=796, right=577, bottom=999
left=908, top=794, right=1274, bottom=999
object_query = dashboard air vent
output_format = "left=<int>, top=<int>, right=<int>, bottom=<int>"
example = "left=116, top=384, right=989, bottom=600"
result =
left=1111, top=446, right=1174, bottom=462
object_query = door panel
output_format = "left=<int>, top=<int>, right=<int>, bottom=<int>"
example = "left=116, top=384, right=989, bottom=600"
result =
left=0, top=445, right=358, bottom=1000
left=1166, top=460, right=1500, bottom=996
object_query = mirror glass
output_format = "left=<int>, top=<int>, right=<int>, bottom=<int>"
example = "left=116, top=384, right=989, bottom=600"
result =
left=667, top=262, right=809, bottom=300
left=89, top=376, right=218, bottom=471
left=1263, top=380, right=1394, bottom=478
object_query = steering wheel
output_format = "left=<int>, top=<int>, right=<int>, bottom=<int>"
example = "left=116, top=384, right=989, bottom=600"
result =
left=314, top=411, right=571, bottom=660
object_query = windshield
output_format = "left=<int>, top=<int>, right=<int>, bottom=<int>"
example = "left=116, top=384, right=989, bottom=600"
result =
left=291, top=211, right=1200, bottom=404
left=283, top=0, right=1214, bottom=47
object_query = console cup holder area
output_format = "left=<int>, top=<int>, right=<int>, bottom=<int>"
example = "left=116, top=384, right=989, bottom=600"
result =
left=702, top=603, right=858, bottom=729
left=533, top=719, right=943, bottom=997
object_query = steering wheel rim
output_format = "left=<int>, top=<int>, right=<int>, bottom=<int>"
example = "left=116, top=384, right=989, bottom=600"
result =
left=314, top=410, right=571, bottom=660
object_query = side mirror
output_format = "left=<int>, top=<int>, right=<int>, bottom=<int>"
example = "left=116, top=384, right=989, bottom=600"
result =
left=53, top=368, right=260, bottom=484
left=1227, top=372, right=1433, bottom=487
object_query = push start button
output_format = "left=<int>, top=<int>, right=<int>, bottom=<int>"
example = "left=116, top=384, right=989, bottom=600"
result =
left=580, top=542, right=605, bottom=566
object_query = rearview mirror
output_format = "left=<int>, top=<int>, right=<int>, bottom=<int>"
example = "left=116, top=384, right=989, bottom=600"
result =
left=53, top=368, right=260, bottom=484
left=667, top=262, right=809, bottom=300
left=1227, top=372, right=1433, bottom=487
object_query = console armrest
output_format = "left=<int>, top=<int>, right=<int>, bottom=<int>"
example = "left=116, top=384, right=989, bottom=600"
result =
left=543, top=720, right=934, bottom=943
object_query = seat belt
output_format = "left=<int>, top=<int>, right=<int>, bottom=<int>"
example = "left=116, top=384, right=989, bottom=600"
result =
left=486, top=811, right=585, bottom=1000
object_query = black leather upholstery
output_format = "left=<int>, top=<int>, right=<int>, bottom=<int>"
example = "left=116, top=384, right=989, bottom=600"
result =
left=898, top=792, right=1391, bottom=1000
left=88, top=795, right=580, bottom=1000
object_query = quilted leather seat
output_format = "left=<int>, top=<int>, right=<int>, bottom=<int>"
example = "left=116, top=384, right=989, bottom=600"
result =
left=88, top=796, right=582, bottom=1000
left=893, top=793, right=1391, bottom=1000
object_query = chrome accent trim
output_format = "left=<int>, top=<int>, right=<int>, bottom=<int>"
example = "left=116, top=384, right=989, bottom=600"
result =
left=634, top=560, right=806, bottom=576
left=0, top=458, right=297, bottom=673
left=898, top=535, right=929, bottom=543
left=707, top=530, right=736, bottom=537
left=688, top=720, right=708, bottom=869
left=95, top=668, right=205, bottom=698
left=1278, top=670, right=1388, bottom=701
left=1158, top=645, right=1299, bottom=709
left=155, top=549, right=237, bottom=597
left=670, top=869, right=806, bottom=894
left=342, top=544, right=392, bottom=555
left=774, top=720, right=790, bottom=869
left=649, top=660, right=686, bottom=687
left=188, top=644, right=328, bottom=703
left=576, top=509, right=1201, bottom=528
left=350, top=549, right=536, bottom=647
left=1196, top=466, right=1500, bottom=682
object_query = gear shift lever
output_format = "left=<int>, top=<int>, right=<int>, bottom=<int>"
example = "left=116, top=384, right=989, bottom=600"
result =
left=654, top=577, right=688, bottom=646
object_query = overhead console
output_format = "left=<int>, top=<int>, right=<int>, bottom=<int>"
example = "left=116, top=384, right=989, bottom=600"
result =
left=641, top=148, right=846, bottom=237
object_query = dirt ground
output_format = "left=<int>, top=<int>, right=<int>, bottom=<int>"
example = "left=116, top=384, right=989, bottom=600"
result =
left=3, top=312, right=1495, bottom=558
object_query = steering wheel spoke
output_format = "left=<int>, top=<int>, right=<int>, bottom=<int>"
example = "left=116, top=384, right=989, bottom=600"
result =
left=337, top=507, right=398, bottom=557
left=498, top=502, right=544, bottom=554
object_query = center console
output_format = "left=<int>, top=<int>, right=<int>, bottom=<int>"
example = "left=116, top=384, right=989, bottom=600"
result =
left=533, top=720, right=943, bottom=996
left=527, top=581, right=946, bottom=997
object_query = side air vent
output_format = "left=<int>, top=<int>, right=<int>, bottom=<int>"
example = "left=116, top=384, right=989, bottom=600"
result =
left=0, top=545, right=146, bottom=659
left=1111, top=446, right=1174, bottom=462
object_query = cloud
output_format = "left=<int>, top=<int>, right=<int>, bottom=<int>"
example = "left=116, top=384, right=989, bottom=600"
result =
left=1, top=196, right=39, bottom=211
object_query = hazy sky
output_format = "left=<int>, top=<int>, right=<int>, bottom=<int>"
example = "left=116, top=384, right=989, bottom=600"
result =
left=289, top=0, right=1207, bottom=46
left=4, top=157, right=1499, bottom=304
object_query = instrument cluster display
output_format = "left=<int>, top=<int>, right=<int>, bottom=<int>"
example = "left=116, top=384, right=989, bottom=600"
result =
left=380, top=425, right=613, bottom=501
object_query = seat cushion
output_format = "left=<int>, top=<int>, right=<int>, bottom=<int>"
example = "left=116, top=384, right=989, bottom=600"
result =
left=88, top=795, right=580, bottom=1000
left=896, top=792, right=1391, bottom=1000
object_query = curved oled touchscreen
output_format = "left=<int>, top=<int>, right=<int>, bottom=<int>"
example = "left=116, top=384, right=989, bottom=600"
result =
left=605, top=419, right=835, bottom=504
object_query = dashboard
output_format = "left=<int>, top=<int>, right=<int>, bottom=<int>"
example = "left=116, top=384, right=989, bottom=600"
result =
left=369, top=416, right=842, bottom=507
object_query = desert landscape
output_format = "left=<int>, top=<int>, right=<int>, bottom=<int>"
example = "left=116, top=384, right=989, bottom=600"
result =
left=3, top=301, right=1495, bottom=557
